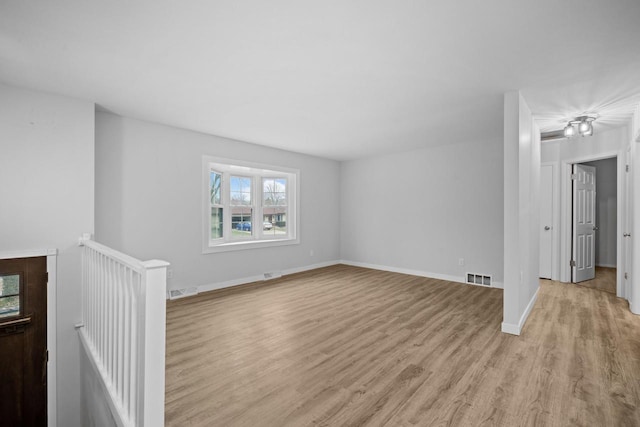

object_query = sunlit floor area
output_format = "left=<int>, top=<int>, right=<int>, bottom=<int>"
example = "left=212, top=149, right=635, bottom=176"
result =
left=165, top=265, right=640, bottom=426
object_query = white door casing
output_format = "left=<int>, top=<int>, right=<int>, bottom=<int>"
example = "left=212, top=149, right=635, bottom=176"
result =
left=572, top=164, right=596, bottom=282
left=539, top=165, right=553, bottom=279
left=624, top=148, right=632, bottom=298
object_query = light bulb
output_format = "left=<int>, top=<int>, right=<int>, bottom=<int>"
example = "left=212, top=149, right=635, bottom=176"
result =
left=564, top=123, right=575, bottom=137
left=581, top=122, right=593, bottom=136
left=578, top=120, right=590, bottom=134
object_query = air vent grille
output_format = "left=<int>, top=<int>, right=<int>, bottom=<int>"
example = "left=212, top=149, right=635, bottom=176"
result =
left=466, top=273, right=491, bottom=287
left=263, top=271, right=283, bottom=280
left=168, top=287, right=199, bottom=300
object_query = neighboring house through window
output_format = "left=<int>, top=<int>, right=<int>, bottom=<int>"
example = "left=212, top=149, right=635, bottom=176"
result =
left=203, top=156, right=299, bottom=253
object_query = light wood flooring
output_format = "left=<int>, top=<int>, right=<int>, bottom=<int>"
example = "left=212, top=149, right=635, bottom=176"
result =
left=574, top=266, right=617, bottom=294
left=165, top=265, right=640, bottom=426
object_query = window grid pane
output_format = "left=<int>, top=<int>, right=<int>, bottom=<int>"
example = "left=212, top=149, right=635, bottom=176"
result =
left=230, top=176, right=252, bottom=206
left=211, top=207, right=223, bottom=239
left=210, top=171, right=222, bottom=205
left=0, top=274, right=20, bottom=318
left=232, top=207, right=253, bottom=237
left=263, top=178, right=287, bottom=207
left=263, top=206, right=287, bottom=237
left=263, top=178, right=287, bottom=237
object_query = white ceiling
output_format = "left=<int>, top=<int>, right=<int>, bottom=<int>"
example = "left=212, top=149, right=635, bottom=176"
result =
left=1, top=1, right=639, bottom=160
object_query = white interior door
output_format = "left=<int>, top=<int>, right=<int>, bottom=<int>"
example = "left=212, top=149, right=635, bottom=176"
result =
left=572, top=164, right=596, bottom=282
left=539, top=165, right=553, bottom=279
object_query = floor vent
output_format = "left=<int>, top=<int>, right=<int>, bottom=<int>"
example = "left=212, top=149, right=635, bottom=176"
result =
left=466, top=273, right=492, bottom=287
left=168, top=287, right=199, bottom=300
left=263, top=271, right=283, bottom=280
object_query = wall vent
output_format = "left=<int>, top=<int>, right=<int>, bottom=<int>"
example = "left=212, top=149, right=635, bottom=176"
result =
left=263, top=271, right=283, bottom=280
left=168, top=287, right=199, bottom=300
left=466, top=273, right=492, bottom=287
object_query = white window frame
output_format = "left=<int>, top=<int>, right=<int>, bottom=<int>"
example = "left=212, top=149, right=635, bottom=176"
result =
left=202, top=156, right=300, bottom=253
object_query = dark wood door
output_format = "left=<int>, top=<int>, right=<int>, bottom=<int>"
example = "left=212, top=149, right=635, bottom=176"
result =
left=0, top=256, right=47, bottom=426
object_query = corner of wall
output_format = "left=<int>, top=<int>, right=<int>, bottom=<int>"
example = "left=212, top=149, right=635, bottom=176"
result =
left=501, top=285, right=539, bottom=335
left=503, top=91, right=541, bottom=332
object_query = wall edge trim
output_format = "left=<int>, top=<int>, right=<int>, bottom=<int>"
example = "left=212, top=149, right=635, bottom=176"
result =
left=502, top=286, right=539, bottom=335
left=167, top=260, right=341, bottom=298
left=339, top=259, right=504, bottom=289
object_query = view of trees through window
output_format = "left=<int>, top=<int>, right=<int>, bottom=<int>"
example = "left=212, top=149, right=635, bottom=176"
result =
left=263, top=178, right=287, bottom=236
left=210, top=171, right=223, bottom=239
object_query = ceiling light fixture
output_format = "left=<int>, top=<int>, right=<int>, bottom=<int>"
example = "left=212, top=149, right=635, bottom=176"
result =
left=563, top=123, right=575, bottom=137
left=563, top=115, right=596, bottom=138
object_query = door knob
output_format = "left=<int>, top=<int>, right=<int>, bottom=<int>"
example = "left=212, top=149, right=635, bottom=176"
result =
left=544, top=226, right=551, bottom=231
left=624, top=233, right=631, bottom=237
left=593, top=226, right=598, bottom=231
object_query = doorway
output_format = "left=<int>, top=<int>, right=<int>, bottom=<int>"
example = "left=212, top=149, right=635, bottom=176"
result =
left=0, top=256, right=48, bottom=426
left=560, top=155, right=623, bottom=296
left=573, top=158, right=617, bottom=293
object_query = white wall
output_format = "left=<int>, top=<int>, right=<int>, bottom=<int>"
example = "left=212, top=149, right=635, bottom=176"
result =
left=340, top=137, right=504, bottom=285
left=582, top=158, right=617, bottom=267
left=80, top=349, right=117, bottom=427
left=0, top=84, right=94, bottom=426
left=631, top=103, right=640, bottom=313
left=95, top=112, right=341, bottom=292
left=503, top=91, right=540, bottom=335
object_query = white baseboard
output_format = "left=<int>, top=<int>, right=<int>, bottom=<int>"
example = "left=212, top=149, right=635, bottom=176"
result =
left=500, top=322, right=520, bottom=335
left=282, top=260, right=341, bottom=275
left=340, top=259, right=504, bottom=289
left=596, top=263, right=616, bottom=268
left=340, top=259, right=466, bottom=284
left=196, top=274, right=265, bottom=295
left=169, top=259, right=504, bottom=299
left=167, top=260, right=341, bottom=298
left=501, top=286, right=539, bottom=336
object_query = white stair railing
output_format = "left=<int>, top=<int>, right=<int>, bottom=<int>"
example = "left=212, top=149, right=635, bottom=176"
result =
left=78, top=237, right=169, bottom=427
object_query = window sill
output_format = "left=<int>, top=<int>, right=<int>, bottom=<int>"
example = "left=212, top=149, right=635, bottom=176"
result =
left=202, top=237, right=300, bottom=254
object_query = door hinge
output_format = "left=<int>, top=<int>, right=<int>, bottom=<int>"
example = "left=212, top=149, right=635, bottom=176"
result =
left=44, top=272, right=48, bottom=283
left=626, top=164, right=629, bottom=172
left=625, top=272, right=629, bottom=280
left=570, top=260, right=576, bottom=267
left=46, top=349, right=49, bottom=363
left=571, top=173, right=578, bottom=180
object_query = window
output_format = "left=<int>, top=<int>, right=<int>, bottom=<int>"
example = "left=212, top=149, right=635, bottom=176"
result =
left=210, top=171, right=223, bottom=239
left=0, top=274, right=21, bottom=319
left=230, top=175, right=253, bottom=239
left=262, top=178, right=287, bottom=237
left=203, top=156, right=299, bottom=253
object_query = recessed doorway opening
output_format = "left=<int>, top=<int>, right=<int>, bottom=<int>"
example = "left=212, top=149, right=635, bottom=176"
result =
left=558, top=152, right=627, bottom=298
left=572, top=158, right=617, bottom=293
